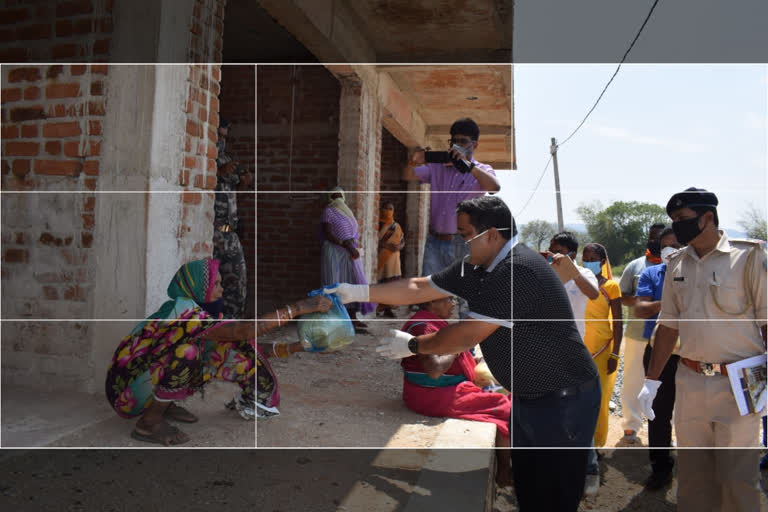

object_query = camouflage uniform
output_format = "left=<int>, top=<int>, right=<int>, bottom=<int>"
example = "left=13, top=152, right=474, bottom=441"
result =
left=213, top=139, right=247, bottom=319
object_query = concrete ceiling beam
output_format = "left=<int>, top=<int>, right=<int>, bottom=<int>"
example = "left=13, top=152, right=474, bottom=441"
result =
left=377, top=71, right=428, bottom=148
left=257, top=0, right=376, bottom=64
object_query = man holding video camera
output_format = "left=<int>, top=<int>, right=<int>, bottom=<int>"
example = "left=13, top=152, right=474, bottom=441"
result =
left=403, top=118, right=500, bottom=316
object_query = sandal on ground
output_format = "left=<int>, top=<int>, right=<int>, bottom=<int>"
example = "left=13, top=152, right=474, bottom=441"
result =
left=163, top=402, right=199, bottom=423
left=131, top=421, right=190, bottom=446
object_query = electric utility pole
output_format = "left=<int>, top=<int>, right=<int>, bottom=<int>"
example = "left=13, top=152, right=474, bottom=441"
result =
left=550, top=137, right=564, bottom=232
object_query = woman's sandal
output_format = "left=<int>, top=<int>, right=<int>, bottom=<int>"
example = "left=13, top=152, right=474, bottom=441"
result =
left=163, top=402, right=199, bottom=423
left=131, top=421, right=190, bottom=446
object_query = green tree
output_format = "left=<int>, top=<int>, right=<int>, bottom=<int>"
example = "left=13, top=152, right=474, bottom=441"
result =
left=576, top=201, right=668, bottom=265
left=520, top=219, right=558, bottom=251
left=738, top=203, right=767, bottom=241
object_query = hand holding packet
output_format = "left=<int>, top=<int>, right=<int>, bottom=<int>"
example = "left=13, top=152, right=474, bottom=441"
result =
left=297, top=287, right=356, bottom=352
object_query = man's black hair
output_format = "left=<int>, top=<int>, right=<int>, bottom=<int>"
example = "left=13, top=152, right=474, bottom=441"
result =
left=650, top=223, right=667, bottom=232
left=450, top=117, right=480, bottom=141
left=551, top=231, right=579, bottom=253
left=456, top=196, right=512, bottom=240
left=659, top=227, right=676, bottom=240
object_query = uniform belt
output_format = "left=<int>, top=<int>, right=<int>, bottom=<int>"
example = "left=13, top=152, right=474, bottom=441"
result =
left=429, top=231, right=456, bottom=241
left=217, top=224, right=232, bottom=233
left=680, top=357, right=729, bottom=377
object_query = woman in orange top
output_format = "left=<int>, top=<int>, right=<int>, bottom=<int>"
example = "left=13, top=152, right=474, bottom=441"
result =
left=376, top=201, right=405, bottom=317
left=377, top=202, right=404, bottom=282
left=582, top=243, right=623, bottom=447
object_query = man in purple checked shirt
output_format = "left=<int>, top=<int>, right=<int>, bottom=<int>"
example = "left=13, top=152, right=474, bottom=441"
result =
left=403, top=118, right=500, bottom=318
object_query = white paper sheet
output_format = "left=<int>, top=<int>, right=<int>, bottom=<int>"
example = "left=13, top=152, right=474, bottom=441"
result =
left=725, top=354, right=767, bottom=416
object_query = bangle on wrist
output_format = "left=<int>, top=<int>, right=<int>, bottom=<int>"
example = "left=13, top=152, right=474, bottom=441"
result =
left=275, top=308, right=281, bottom=327
left=286, top=304, right=293, bottom=320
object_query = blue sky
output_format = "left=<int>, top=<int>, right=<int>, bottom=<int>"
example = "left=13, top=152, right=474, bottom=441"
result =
left=494, top=64, right=767, bottom=231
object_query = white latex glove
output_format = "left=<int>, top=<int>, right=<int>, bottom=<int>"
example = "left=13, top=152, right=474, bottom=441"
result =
left=375, top=329, right=414, bottom=360
left=322, top=283, right=369, bottom=304
left=637, top=379, right=662, bottom=421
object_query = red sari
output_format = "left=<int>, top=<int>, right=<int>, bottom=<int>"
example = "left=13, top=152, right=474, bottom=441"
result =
left=401, top=310, right=510, bottom=438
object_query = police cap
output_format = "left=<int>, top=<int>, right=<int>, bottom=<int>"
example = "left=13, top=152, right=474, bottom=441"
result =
left=666, top=187, right=718, bottom=216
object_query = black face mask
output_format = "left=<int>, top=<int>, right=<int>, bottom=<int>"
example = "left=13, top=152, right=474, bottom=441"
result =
left=672, top=215, right=703, bottom=245
left=201, top=298, right=224, bottom=318
left=646, top=239, right=661, bottom=257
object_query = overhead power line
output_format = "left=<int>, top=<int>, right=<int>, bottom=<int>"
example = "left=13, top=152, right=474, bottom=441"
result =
left=515, top=155, right=552, bottom=217
left=516, top=0, right=661, bottom=217
left=558, top=0, right=661, bottom=148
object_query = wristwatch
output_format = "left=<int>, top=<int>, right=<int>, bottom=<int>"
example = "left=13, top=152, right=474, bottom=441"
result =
left=408, top=336, right=419, bottom=354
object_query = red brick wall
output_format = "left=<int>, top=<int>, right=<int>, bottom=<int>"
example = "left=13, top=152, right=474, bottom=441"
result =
left=256, top=65, right=341, bottom=313
left=0, top=1, right=231, bottom=392
left=2, top=64, right=106, bottom=191
left=219, top=65, right=255, bottom=316
left=379, top=127, right=410, bottom=276
left=1, top=64, right=106, bottom=321
left=0, top=1, right=113, bottom=63
left=189, top=0, right=226, bottom=63
left=179, top=64, right=221, bottom=261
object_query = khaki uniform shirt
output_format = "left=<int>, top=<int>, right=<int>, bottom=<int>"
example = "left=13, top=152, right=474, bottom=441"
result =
left=658, top=231, right=767, bottom=362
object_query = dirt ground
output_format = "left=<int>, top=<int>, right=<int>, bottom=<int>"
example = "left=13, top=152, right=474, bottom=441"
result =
left=257, top=317, right=451, bottom=448
left=255, top=310, right=768, bottom=511
left=1, top=448, right=766, bottom=511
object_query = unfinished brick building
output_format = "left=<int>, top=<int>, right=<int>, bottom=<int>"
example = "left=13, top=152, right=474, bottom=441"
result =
left=0, top=0, right=514, bottom=403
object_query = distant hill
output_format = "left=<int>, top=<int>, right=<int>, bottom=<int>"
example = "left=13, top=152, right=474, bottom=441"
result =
left=565, top=223, right=587, bottom=233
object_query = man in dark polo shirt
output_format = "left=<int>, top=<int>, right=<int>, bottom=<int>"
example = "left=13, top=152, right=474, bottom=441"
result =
left=326, top=196, right=600, bottom=510
left=326, top=196, right=512, bottom=389
left=510, top=219, right=601, bottom=511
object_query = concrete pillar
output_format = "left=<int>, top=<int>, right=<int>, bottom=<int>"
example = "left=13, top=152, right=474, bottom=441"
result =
left=405, top=181, right=430, bottom=277
left=336, top=75, right=382, bottom=281
left=87, top=1, right=206, bottom=393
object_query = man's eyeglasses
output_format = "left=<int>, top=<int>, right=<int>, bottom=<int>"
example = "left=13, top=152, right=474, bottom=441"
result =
left=449, top=137, right=474, bottom=146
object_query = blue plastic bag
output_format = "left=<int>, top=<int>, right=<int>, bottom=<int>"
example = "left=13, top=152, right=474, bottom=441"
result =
left=296, top=286, right=356, bottom=352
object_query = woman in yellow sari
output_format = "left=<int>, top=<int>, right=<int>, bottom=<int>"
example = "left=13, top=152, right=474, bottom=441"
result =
left=376, top=202, right=405, bottom=317
left=377, top=202, right=404, bottom=282
left=582, top=243, right=623, bottom=447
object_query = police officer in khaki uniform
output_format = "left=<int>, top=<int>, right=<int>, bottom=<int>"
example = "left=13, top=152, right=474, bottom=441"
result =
left=638, top=187, right=767, bottom=511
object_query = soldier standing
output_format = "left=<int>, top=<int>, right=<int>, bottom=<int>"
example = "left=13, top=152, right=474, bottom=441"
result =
left=639, top=187, right=767, bottom=511
left=213, top=119, right=252, bottom=319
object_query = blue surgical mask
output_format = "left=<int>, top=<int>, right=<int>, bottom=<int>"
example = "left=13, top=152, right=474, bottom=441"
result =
left=583, top=260, right=602, bottom=276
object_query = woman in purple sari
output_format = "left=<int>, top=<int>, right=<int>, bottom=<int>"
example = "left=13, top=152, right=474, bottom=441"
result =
left=320, top=187, right=375, bottom=318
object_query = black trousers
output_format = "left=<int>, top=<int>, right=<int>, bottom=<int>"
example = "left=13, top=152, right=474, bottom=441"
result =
left=511, top=376, right=601, bottom=511
left=511, top=449, right=590, bottom=512
left=642, top=343, right=679, bottom=475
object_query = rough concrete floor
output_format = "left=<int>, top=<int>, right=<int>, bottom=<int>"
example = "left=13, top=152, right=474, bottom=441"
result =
left=1, top=448, right=767, bottom=511
left=257, top=318, right=468, bottom=448
left=2, top=381, right=255, bottom=448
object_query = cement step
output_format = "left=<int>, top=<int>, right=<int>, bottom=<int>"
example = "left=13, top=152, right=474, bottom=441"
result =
left=339, top=419, right=498, bottom=512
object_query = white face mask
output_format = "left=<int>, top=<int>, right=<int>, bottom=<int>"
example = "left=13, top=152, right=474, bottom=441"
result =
left=660, top=246, right=677, bottom=261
